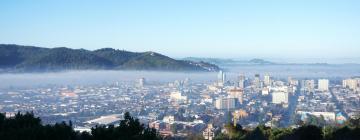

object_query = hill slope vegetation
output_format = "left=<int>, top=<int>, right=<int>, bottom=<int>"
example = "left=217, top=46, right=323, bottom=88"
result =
left=0, top=44, right=219, bottom=72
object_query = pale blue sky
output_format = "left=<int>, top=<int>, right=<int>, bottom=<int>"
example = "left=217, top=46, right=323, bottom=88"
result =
left=0, top=0, right=359, bottom=60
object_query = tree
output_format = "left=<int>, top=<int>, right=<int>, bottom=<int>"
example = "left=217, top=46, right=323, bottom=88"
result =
left=0, top=112, right=160, bottom=140
left=0, top=112, right=77, bottom=140
left=228, top=123, right=247, bottom=139
left=268, top=128, right=292, bottom=140
left=347, top=115, right=360, bottom=128
left=245, top=126, right=267, bottom=140
left=91, top=112, right=160, bottom=140
left=289, top=125, right=323, bottom=140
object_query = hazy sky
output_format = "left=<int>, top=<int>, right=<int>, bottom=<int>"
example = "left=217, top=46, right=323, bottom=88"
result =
left=0, top=0, right=359, bottom=59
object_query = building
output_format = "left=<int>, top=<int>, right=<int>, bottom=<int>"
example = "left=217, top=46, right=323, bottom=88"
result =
left=264, top=74, right=271, bottom=86
left=318, top=79, right=329, bottom=92
left=215, top=98, right=236, bottom=110
left=273, top=81, right=285, bottom=87
left=288, top=77, right=299, bottom=86
left=139, top=78, right=146, bottom=87
left=232, top=109, right=248, bottom=126
left=262, top=88, right=269, bottom=96
left=298, top=111, right=336, bottom=122
left=238, top=74, right=245, bottom=89
left=336, top=112, right=347, bottom=125
left=343, top=79, right=358, bottom=90
left=254, top=74, right=261, bottom=89
left=272, top=91, right=288, bottom=104
left=270, top=86, right=288, bottom=92
left=163, top=115, right=175, bottom=123
left=218, top=70, right=226, bottom=86
left=85, top=114, right=122, bottom=126
left=311, top=112, right=335, bottom=122
left=228, top=88, right=243, bottom=104
left=302, top=80, right=315, bottom=93
left=288, top=77, right=293, bottom=85
left=203, top=124, right=215, bottom=140
left=170, top=91, right=187, bottom=101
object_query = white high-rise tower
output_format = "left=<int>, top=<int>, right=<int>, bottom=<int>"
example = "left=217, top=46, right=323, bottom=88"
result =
left=264, top=74, right=271, bottom=86
left=318, top=79, right=329, bottom=91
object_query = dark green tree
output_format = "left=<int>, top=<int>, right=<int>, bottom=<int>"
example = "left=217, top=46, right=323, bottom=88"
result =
left=245, top=126, right=267, bottom=140
left=289, top=125, right=323, bottom=140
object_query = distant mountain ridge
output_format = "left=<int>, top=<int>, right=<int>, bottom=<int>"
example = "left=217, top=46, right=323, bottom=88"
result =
left=183, top=57, right=275, bottom=66
left=183, top=57, right=360, bottom=66
left=248, top=58, right=274, bottom=64
left=0, top=44, right=220, bottom=72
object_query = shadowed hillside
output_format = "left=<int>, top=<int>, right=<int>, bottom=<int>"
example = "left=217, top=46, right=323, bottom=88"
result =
left=0, top=44, right=220, bottom=72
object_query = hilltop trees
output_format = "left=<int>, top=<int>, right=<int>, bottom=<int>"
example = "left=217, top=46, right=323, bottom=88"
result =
left=1, top=111, right=360, bottom=140
left=0, top=44, right=220, bottom=72
left=0, top=112, right=160, bottom=140
left=91, top=112, right=159, bottom=140
left=212, top=116, right=360, bottom=140
left=0, top=112, right=78, bottom=140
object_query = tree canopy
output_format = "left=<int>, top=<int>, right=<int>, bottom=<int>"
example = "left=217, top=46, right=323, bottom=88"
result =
left=0, top=112, right=160, bottom=140
left=1, top=112, right=360, bottom=140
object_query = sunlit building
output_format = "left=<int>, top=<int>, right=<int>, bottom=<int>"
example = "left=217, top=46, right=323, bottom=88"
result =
left=264, top=74, right=271, bottom=86
left=215, top=97, right=236, bottom=110
left=139, top=77, right=146, bottom=87
left=343, top=79, right=358, bottom=90
left=318, top=79, right=329, bottom=92
left=228, top=88, right=243, bottom=104
left=272, top=91, right=288, bottom=104
left=170, top=91, right=187, bottom=101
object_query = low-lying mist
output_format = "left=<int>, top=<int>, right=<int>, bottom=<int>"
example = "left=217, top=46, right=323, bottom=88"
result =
left=0, top=71, right=217, bottom=89
left=0, top=64, right=360, bottom=89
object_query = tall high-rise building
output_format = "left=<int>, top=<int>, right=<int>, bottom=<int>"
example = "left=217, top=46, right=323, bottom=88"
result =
left=222, top=73, right=226, bottom=84
left=264, top=74, right=271, bottom=86
left=254, top=74, right=261, bottom=89
left=217, top=70, right=226, bottom=86
left=217, top=71, right=222, bottom=83
left=228, top=88, right=243, bottom=104
left=238, top=74, right=245, bottom=89
left=272, top=91, right=288, bottom=104
left=343, top=79, right=358, bottom=90
left=318, top=79, right=329, bottom=91
left=215, top=98, right=236, bottom=110
left=302, top=80, right=315, bottom=93
left=139, top=78, right=146, bottom=87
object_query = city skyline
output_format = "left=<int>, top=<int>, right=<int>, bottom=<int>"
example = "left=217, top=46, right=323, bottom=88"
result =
left=1, top=0, right=360, bottom=60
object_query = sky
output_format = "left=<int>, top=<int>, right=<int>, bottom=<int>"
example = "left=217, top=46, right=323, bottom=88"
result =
left=0, top=0, right=359, bottom=60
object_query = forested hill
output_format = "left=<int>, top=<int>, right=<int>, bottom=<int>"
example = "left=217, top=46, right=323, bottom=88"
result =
left=0, top=44, right=220, bottom=72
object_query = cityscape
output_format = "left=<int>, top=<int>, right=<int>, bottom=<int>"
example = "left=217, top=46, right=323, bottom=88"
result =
left=0, top=70, right=359, bottom=139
